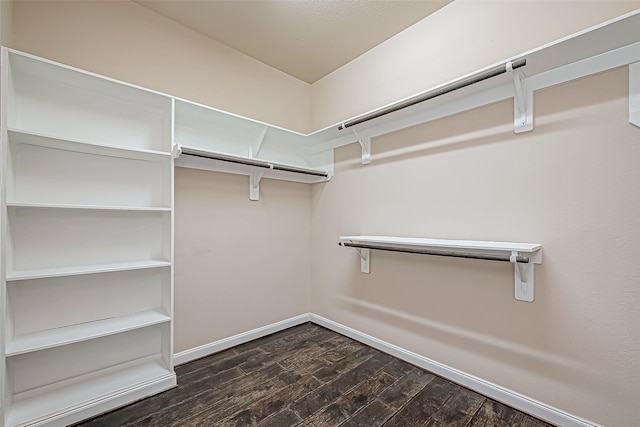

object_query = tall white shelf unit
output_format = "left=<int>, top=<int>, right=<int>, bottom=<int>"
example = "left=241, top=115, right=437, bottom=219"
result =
left=0, top=50, right=176, bottom=426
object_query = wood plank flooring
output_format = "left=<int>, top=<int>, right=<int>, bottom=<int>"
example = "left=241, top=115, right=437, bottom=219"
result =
left=76, top=323, right=553, bottom=427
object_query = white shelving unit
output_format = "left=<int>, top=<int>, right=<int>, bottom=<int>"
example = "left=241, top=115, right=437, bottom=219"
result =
left=339, top=236, right=542, bottom=302
left=173, top=99, right=333, bottom=200
left=1, top=49, right=176, bottom=427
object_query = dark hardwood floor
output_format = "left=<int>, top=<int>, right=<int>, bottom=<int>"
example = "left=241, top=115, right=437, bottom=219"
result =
left=77, top=323, right=553, bottom=427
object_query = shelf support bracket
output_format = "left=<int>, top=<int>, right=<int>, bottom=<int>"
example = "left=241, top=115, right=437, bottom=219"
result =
left=356, top=247, right=370, bottom=273
left=507, top=62, right=534, bottom=133
left=249, top=126, right=268, bottom=158
left=630, top=62, right=640, bottom=128
left=249, top=168, right=266, bottom=201
left=172, top=144, right=182, bottom=159
left=510, top=251, right=534, bottom=302
left=353, top=129, right=371, bottom=164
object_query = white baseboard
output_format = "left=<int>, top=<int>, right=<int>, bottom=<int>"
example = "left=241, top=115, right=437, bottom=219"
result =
left=174, top=312, right=599, bottom=427
left=173, top=314, right=310, bottom=366
left=309, top=314, right=600, bottom=427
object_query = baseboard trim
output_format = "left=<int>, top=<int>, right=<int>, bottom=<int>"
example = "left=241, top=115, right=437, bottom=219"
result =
left=173, top=314, right=310, bottom=366
left=174, top=313, right=599, bottom=427
left=309, top=314, right=600, bottom=427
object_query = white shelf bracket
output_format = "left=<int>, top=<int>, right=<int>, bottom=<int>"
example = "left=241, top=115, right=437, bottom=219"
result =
left=630, top=62, right=640, bottom=128
left=353, top=129, right=371, bottom=164
left=355, top=248, right=370, bottom=273
left=249, top=126, right=269, bottom=158
left=172, top=144, right=182, bottom=159
left=507, top=62, right=534, bottom=133
left=249, top=168, right=266, bottom=201
left=510, top=251, right=534, bottom=302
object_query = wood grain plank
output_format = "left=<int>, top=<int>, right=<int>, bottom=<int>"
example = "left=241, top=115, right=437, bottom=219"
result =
left=254, top=409, right=302, bottom=427
left=379, top=368, right=436, bottom=409
left=467, top=399, right=521, bottom=427
left=216, top=374, right=322, bottom=426
left=423, top=386, right=485, bottom=426
left=312, top=346, right=377, bottom=382
left=291, top=352, right=390, bottom=419
left=180, top=369, right=310, bottom=426
left=339, top=399, right=395, bottom=427
left=299, top=371, right=396, bottom=427
left=382, top=376, right=457, bottom=427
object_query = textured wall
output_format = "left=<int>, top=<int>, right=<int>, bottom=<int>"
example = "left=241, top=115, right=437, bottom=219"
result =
left=310, top=68, right=640, bottom=426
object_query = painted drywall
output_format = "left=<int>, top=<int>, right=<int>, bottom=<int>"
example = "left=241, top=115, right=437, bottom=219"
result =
left=174, top=168, right=311, bottom=353
left=0, top=0, right=12, bottom=48
left=310, top=68, right=640, bottom=426
left=311, top=0, right=640, bottom=129
left=10, top=0, right=310, bottom=133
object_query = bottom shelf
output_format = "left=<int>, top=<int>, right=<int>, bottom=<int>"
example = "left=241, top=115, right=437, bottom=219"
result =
left=8, top=359, right=175, bottom=427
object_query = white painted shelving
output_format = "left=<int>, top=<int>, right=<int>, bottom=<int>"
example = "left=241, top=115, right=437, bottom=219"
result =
left=339, top=236, right=542, bottom=302
left=1, top=48, right=176, bottom=427
left=173, top=100, right=333, bottom=200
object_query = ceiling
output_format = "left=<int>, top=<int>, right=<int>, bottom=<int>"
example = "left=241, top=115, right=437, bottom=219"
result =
left=133, top=0, right=453, bottom=83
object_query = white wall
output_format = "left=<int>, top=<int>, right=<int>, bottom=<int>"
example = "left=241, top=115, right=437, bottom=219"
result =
left=311, top=0, right=640, bottom=129
left=311, top=66, right=640, bottom=427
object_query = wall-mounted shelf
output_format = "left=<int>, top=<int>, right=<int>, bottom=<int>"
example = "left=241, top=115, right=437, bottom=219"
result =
left=173, top=98, right=333, bottom=201
left=339, top=236, right=542, bottom=302
left=174, top=145, right=330, bottom=200
left=308, top=10, right=640, bottom=163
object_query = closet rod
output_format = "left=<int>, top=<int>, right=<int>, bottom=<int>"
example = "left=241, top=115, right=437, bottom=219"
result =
left=337, top=59, right=527, bottom=130
left=180, top=148, right=329, bottom=177
left=338, top=242, right=530, bottom=263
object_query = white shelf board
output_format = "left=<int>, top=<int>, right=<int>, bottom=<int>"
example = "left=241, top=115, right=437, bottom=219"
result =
left=7, top=128, right=171, bottom=161
left=5, top=260, right=172, bottom=282
left=8, top=359, right=174, bottom=427
left=6, top=202, right=171, bottom=212
left=6, top=310, right=171, bottom=356
left=339, top=235, right=542, bottom=254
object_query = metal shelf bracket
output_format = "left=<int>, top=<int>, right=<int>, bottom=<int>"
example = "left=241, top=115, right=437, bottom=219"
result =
left=353, top=129, right=372, bottom=164
left=508, top=62, right=534, bottom=133
left=630, top=61, right=640, bottom=128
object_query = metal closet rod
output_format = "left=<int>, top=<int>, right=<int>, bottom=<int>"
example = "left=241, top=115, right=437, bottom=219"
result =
left=337, top=58, right=527, bottom=130
left=339, top=242, right=530, bottom=263
left=181, top=149, right=329, bottom=177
